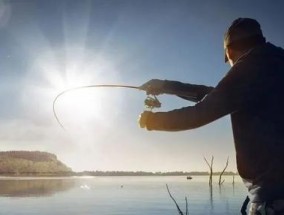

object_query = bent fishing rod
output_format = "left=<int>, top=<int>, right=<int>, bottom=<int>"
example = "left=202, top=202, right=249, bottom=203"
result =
left=53, top=84, right=200, bottom=130
left=53, top=84, right=162, bottom=130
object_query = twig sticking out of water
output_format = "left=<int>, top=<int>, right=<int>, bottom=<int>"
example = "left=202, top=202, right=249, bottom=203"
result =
left=185, top=197, right=189, bottom=215
left=218, top=157, right=229, bottom=185
left=166, top=184, right=188, bottom=215
left=204, top=156, right=214, bottom=186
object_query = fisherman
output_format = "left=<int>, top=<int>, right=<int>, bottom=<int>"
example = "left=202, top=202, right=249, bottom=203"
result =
left=139, top=18, right=284, bottom=215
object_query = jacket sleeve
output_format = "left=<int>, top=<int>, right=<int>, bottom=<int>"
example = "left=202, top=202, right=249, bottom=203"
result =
left=163, top=80, right=214, bottom=102
left=146, top=86, right=233, bottom=131
left=146, top=60, right=262, bottom=131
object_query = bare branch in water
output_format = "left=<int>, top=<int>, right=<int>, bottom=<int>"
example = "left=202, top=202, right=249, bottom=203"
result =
left=204, top=156, right=214, bottom=186
left=166, top=184, right=184, bottom=215
left=218, top=157, right=229, bottom=185
left=185, top=197, right=189, bottom=215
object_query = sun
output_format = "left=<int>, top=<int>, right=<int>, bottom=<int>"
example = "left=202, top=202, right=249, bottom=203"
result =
left=29, top=45, right=123, bottom=131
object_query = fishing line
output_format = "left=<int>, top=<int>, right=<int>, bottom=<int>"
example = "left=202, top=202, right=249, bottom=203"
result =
left=53, top=84, right=146, bottom=130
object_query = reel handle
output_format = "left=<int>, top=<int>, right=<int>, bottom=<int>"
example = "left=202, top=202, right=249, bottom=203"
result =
left=144, top=95, right=161, bottom=110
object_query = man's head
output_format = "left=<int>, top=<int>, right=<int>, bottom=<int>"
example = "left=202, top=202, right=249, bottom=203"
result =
left=224, top=18, right=266, bottom=66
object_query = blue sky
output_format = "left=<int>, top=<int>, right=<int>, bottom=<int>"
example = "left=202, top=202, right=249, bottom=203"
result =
left=1, top=0, right=284, bottom=172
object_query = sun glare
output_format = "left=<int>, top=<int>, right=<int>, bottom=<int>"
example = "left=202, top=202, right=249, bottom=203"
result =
left=56, top=89, right=105, bottom=128
left=29, top=45, right=123, bottom=131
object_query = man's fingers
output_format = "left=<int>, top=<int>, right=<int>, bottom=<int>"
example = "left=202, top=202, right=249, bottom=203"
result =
left=138, top=111, right=152, bottom=129
left=139, top=79, right=165, bottom=95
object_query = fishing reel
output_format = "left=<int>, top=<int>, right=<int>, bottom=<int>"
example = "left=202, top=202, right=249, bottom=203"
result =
left=144, top=95, right=161, bottom=110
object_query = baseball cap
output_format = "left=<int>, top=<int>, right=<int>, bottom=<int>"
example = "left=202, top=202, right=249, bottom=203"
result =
left=224, top=18, right=265, bottom=62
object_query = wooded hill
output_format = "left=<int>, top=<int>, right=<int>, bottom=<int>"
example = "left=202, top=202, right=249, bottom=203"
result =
left=0, top=151, right=73, bottom=176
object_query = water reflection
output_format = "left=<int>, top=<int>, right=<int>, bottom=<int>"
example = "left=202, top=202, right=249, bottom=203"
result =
left=0, top=178, right=76, bottom=197
left=209, top=185, right=213, bottom=209
left=0, top=176, right=248, bottom=214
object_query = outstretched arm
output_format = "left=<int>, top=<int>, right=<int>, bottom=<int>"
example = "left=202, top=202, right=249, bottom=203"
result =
left=139, top=86, right=231, bottom=131
left=163, top=80, right=214, bottom=102
left=140, top=79, right=214, bottom=102
left=139, top=61, right=262, bottom=131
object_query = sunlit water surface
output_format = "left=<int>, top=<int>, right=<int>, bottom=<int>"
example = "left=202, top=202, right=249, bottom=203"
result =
left=0, top=176, right=248, bottom=215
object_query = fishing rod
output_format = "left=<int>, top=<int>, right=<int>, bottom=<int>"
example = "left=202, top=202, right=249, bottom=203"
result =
left=52, top=84, right=161, bottom=130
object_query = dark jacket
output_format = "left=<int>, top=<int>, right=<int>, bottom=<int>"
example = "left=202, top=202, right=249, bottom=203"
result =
left=147, top=42, right=284, bottom=202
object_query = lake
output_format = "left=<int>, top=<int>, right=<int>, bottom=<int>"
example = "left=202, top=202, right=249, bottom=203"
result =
left=0, top=176, right=248, bottom=215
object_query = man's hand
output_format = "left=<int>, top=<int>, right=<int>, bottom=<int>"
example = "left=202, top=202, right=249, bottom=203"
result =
left=138, top=111, right=152, bottom=130
left=139, top=79, right=166, bottom=95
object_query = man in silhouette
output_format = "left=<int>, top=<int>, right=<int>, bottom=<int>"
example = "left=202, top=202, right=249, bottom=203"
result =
left=139, top=18, right=284, bottom=214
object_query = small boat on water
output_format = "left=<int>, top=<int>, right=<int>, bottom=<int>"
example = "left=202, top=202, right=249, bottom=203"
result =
left=186, top=176, right=192, bottom=180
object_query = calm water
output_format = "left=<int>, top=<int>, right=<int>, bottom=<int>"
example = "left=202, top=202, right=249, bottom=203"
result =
left=0, top=176, right=248, bottom=215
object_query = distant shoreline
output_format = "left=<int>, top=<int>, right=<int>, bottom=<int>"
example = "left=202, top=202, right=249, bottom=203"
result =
left=75, top=171, right=238, bottom=176
left=0, top=171, right=238, bottom=177
left=0, top=151, right=238, bottom=177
